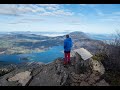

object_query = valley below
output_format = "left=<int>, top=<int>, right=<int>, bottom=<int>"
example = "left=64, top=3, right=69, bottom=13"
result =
left=0, top=31, right=107, bottom=55
left=0, top=31, right=119, bottom=86
left=0, top=31, right=107, bottom=64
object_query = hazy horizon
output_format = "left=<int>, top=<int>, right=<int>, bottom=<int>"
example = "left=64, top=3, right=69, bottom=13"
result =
left=0, top=30, right=115, bottom=35
left=0, top=4, right=120, bottom=34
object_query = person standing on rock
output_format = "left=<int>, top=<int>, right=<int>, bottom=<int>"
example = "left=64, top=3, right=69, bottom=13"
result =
left=64, top=34, right=72, bottom=64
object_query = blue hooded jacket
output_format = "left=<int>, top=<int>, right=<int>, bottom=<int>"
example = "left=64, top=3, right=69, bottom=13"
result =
left=64, top=38, right=72, bottom=52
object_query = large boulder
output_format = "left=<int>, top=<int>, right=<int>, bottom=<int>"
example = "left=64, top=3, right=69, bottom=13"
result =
left=0, top=62, right=43, bottom=86
left=74, top=48, right=93, bottom=60
left=91, top=59, right=105, bottom=75
left=73, top=48, right=105, bottom=75
left=8, top=71, right=32, bottom=86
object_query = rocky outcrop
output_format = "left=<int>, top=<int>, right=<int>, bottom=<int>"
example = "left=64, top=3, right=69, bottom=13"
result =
left=73, top=48, right=105, bottom=75
left=91, top=59, right=105, bottom=75
left=0, top=48, right=109, bottom=86
left=8, top=71, right=32, bottom=86
left=0, top=64, right=16, bottom=77
left=28, top=59, right=69, bottom=86
left=0, top=58, right=109, bottom=86
left=0, top=62, right=44, bottom=86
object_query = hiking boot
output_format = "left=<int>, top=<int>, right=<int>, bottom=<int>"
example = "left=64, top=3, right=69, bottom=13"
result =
left=68, top=61, right=71, bottom=64
left=63, top=61, right=67, bottom=65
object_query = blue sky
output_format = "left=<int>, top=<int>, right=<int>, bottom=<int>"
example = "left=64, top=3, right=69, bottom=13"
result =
left=0, top=4, right=120, bottom=34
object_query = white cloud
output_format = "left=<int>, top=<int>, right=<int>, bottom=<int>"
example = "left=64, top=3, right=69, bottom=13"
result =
left=36, top=4, right=59, bottom=7
left=88, top=4, right=100, bottom=8
left=0, top=4, right=18, bottom=16
left=39, top=12, right=56, bottom=16
left=39, top=9, right=74, bottom=16
left=18, top=6, right=34, bottom=13
left=17, top=4, right=46, bottom=14
left=0, top=4, right=73, bottom=17
left=79, top=4, right=99, bottom=7
left=79, top=4, right=88, bottom=6
left=54, top=10, right=73, bottom=16
left=8, top=18, right=46, bottom=24
left=46, top=6, right=57, bottom=11
left=23, top=18, right=45, bottom=22
left=37, top=4, right=59, bottom=11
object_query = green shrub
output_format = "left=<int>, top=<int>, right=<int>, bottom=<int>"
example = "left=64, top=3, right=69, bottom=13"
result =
left=92, top=52, right=108, bottom=61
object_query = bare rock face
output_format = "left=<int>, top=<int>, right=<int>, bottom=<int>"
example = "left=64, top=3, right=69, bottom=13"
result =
left=95, top=79, right=109, bottom=86
left=0, top=64, right=16, bottom=77
left=80, top=81, right=90, bottom=86
left=28, top=59, right=69, bottom=86
left=74, top=48, right=93, bottom=60
left=8, top=71, right=32, bottom=86
left=68, top=70, right=109, bottom=86
left=91, top=59, right=105, bottom=75
left=0, top=62, right=43, bottom=86
left=74, top=48, right=93, bottom=74
left=74, top=48, right=105, bottom=75
left=0, top=55, right=109, bottom=86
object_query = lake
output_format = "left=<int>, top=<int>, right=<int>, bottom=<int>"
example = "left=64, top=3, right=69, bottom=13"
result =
left=0, top=46, right=64, bottom=64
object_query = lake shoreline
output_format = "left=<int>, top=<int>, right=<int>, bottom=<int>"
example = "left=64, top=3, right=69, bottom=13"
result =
left=0, top=46, right=64, bottom=64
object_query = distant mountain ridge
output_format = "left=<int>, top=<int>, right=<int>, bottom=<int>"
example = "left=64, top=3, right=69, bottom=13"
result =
left=0, top=31, right=114, bottom=41
left=87, top=33, right=115, bottom=41
left=69, top=31, right=90, bottom=39
left=0, top=31, right=107, bottom=55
